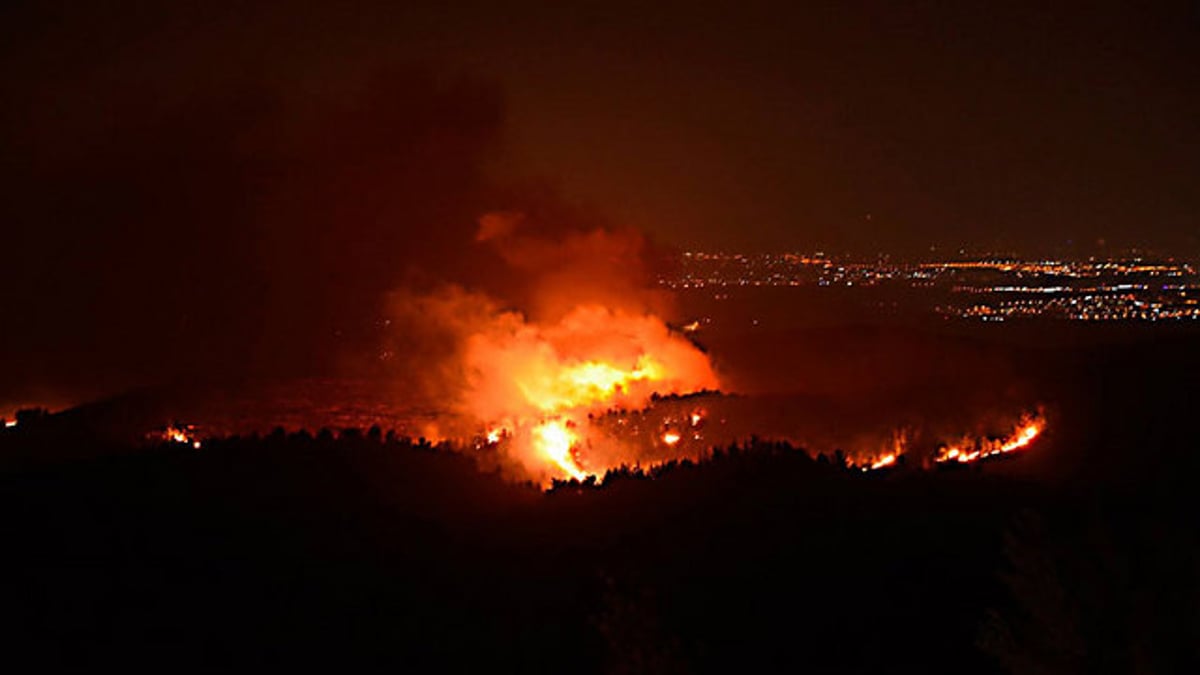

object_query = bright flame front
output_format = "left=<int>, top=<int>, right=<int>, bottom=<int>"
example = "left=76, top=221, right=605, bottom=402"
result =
left=935, top=413, right=1045, bottom=465
left=463, top=304, right=720, bottom=484
left=532, top=419, right=587, bottom=481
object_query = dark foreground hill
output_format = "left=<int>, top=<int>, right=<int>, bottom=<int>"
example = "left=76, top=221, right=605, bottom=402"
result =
left=0, top=422, right=1196, bottom=674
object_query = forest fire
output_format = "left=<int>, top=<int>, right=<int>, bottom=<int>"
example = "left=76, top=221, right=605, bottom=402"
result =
left=869, top=453, right=898, bottom=470
left=153, top=424, right=202, bottom=449
left=850, top=429, right=908, bottom=472
left=392, top=215, right=1050, bottom=485
left=381, top=213, right=724, bottom=484
left=826, top=414, right=1046, bottom=473
left=465, top=304, right=721, bottom=484
left=934, top=413, right=1045, bottom=465
left=531, top=418, right=586, bottom=481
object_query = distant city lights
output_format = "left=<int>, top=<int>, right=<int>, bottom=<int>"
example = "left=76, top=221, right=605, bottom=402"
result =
left=661, top=252, right=1200, bottom=322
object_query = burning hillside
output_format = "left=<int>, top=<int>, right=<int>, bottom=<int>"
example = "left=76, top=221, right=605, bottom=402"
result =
left=396, top=296, right=720, bottom=484
left=933, top=412, right=1045, bottom=465
left=382, top=212, right=721, bottom=483
left=371, top=212, right=1056, bottom=485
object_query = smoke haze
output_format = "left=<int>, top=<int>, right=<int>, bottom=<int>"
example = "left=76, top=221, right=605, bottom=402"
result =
left=1, top=8, right=509, bottom=405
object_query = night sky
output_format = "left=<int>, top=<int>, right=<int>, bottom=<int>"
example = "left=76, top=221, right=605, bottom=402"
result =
left=2, top=1, right=1198, bottom=402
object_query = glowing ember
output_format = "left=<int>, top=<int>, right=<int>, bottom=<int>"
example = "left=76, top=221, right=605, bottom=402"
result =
left=156, top=424, right=202, bottom=449
left=3, top=420, right=15, bottom=428
left=662, top=431, right=681, bottom=446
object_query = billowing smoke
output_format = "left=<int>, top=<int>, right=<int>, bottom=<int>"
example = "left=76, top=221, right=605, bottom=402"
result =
left=383, top=213, right=720, bottom=483
left=473, top=210, right=676, bottom=322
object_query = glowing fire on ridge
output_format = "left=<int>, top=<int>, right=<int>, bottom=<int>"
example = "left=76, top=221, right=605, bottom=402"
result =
left=935, top=413, right=1045, bottom=465
left=852, top=428, right=908, bottom=472
left=848, top=414, right=1045, bottom=472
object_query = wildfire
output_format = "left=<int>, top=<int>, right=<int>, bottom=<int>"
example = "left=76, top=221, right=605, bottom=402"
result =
left=852, top=428, right=908, bottom=472
left=461, top=303, right=720, bottom=484
left=847, top=415, right=1045, bottom=472
left=532, top=419, right=587, bottom=481
left=407, top=215, right=1042, bottom=486
left=514, top=354, right=668, bottom=414
left=935, top=413, right=1045, bottom=465
left=157, top=424, right=202, bottom=449
left=386, top=214, right=724, bottom=485
left=869, top=453, right=897, bottom=470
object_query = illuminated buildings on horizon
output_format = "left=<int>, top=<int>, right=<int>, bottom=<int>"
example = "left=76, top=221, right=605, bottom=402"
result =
left=660, top=251, right=1200, bottom=322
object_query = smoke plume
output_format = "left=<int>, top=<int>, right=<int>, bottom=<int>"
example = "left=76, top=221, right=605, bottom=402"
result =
left=382, top=212, right=720, bottom=482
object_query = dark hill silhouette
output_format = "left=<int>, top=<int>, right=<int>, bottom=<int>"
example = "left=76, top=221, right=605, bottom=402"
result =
left=1, top=323, right=1198, bottom=672
left=1, top=420, right=1196, bottom=673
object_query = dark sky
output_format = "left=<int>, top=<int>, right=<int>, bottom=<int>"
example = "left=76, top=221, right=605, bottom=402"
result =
left=473, top=1, right=1200, bottom=256
left=1, top=1, right=1198, bottom=403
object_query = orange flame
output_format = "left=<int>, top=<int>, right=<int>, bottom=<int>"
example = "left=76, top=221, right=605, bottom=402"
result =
left=532, top=418, right=587, bottom=481
left=461, top=304, right=719, bottom=483
left=869, top=453, right=897, bottom=470
left=935, top=413, right=1044, bottom=464
left=159, top=425, right=202, bottom=449
left=853, top=428, right=907, bottom=471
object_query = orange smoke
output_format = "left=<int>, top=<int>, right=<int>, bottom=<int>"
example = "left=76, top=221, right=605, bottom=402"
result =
left=386, top=212, right=721, bottom=484
left=463, top=208, right=719, bottom=482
